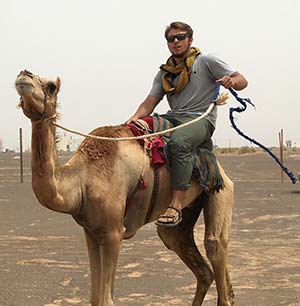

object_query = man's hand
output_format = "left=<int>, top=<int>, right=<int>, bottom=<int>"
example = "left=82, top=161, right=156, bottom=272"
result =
left=216, top=72, right=248, bottom=90
left=216, top=75, right=235, bottom=89
left=125, top=116, right=139, bottom=125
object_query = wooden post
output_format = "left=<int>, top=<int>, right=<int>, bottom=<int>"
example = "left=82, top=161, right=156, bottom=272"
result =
left=19, top=128, right=24, bottom=183
left=279, top=129, right=284, bottom=183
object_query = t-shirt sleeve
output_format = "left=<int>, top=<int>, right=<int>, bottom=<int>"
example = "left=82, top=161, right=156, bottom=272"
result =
left=204, top=53, right=236, bottom=80
left=148, top=70, right=165, bottom=100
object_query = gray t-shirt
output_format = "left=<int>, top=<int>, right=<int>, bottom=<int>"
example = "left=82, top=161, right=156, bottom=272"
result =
left=149, top=53, right=235, bottom=127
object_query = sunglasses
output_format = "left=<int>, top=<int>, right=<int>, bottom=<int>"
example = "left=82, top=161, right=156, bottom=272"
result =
left=166, top=33, right=190, bottom=43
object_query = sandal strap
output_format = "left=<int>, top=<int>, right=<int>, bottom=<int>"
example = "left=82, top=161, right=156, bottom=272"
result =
left=167, top=205, right=182, bottom=216
left=158, top=205, right=181, bottom=220
left=155, top=205, right=183, bottom=227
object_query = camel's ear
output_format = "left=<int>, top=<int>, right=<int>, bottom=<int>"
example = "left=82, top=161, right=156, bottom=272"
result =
left=56, top=77, right=61, bottom=93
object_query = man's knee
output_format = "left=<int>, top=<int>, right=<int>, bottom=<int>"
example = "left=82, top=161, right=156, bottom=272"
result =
left=200, top=138, right=213, bottom=151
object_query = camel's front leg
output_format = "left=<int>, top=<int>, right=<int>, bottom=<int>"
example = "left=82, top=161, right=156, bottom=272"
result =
left=85, top=228, right=101, bottom=306
left=85, top=227, right=122, bottom=306
left=98, top=229, right=122, bottom=306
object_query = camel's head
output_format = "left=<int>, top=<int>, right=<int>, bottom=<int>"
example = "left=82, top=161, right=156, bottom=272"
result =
left=15, top=70, right=61, bottom=122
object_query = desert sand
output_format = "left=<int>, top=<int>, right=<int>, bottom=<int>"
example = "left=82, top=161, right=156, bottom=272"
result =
left=0, top=150, right=299, bottom=306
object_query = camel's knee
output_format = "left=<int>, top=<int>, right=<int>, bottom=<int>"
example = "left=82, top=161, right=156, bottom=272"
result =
left=204, top=235, right=228, bottom=262
left=205, top=236, right=219, bottom=261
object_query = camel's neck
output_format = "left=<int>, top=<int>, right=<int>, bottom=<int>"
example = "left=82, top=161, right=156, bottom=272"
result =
left=31, top=121, right=58, bottom=178
left=31, top=121, right=80, bottom=213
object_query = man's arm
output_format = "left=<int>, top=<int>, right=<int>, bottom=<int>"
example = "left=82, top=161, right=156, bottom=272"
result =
left=126, top=95, right=161, bottom=124
left=216, top=71, right=248, bottom=90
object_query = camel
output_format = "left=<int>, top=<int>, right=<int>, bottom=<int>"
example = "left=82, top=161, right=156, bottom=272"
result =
left=15, top=70, right=234, bottom=306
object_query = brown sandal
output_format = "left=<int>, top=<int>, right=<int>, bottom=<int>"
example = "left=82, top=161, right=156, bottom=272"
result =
left=155, top=206, right=182, bottom=227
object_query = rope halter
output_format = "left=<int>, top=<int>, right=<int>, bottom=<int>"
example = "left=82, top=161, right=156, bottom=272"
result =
left=17, top=70, right=58, bottom=123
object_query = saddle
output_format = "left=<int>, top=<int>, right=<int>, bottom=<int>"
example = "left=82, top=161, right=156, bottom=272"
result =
left=128, top=116, right=224, bottom=193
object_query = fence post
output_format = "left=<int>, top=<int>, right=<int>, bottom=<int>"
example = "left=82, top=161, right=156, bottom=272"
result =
left=278, top=129, right=284, bottom=183
left=19, top=128, right=24, bottom=183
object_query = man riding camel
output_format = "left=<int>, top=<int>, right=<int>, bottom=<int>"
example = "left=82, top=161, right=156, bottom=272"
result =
left=127, top=21, right=248, bottom=226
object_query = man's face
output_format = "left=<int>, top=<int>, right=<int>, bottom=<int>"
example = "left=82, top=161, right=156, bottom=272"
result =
left=166, top=28, right=193, bottom=60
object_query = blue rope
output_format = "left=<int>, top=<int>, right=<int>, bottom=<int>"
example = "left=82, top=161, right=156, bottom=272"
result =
left=222, top=87, right=296, bottom=184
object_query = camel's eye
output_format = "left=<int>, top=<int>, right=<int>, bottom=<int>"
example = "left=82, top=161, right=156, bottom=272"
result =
left=47, top=82, right=57, bottom=95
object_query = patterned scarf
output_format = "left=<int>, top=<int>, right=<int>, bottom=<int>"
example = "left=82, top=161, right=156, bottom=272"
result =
left=160, top=47, right=201, bottom=94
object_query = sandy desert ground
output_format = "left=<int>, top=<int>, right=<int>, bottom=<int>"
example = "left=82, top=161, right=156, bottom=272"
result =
left=0, top=150, right=299, bottom=306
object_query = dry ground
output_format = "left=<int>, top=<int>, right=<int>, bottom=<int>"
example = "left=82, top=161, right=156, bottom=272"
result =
left=0, top=150, right=299, bottom=306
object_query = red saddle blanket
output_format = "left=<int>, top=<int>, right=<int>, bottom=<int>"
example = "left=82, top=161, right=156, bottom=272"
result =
left=128, top=116, right=166, bottom=169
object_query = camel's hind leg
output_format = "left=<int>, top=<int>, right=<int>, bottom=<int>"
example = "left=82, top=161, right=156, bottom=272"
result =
left=203, top=178, right=234, bottom=306
left=157, top=198, right=214, bottom=306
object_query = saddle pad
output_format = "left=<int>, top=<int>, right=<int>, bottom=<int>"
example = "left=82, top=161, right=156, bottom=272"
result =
left=192, top=148, right=224, bottom=192
left=128, top=116, right=224, bottom=192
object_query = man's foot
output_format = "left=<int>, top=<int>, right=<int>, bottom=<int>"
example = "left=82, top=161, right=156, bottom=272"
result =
left=155, top=206, right=182, bottom=227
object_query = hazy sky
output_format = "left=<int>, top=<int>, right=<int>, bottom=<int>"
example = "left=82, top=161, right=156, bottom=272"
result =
left=1, top=0, right=300, bottom=150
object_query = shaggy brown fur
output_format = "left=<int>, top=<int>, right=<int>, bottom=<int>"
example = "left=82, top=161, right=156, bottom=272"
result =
left=79, top=125, right=124, bottom=161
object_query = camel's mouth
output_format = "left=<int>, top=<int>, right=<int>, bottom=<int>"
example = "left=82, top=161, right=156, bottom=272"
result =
left=15, top=80, right=34, bottom=96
